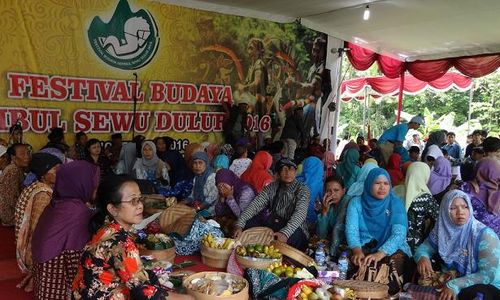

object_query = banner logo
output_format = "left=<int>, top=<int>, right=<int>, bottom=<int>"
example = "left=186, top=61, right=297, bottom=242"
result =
left=88, top=0, right=159, bottom=70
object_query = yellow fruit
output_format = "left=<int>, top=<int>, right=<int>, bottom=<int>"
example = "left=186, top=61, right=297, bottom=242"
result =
left=308, top=292, right=319, bottom=300
left=299, top=292, right=308, bottom=300
left=302, top=286, right=312, bottom=295
left=294, top=267, right=302, bottom=273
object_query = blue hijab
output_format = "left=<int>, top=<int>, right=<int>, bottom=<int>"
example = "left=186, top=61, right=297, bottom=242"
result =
left=336, top=149, right=361, bottom=189
left=428, top=190, right=486, bottom=276
left=297, top=156, right=324, bottom=223
left=361, top=168, right=407, bottom=249
left=164, top=150, right=193, bottom=185
left=213, top=154, right=230, bottom=170
left=192, top=151, right=213, bottom=203
left=347, top=161, right=378, bottom=198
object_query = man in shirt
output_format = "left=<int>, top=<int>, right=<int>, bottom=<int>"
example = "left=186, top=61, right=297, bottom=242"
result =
left=378, top=115, right=424, bottom=166
left=280, top=107, right=307, bottom=160
left=442, top=131, right=462, bottom=180
left=465, top=129, right=483, bottom=158
left=233, top=157, right=310, bottom=250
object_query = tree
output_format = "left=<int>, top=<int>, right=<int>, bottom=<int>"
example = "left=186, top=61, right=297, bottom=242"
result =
left=337, top=57, right=500, bottom=140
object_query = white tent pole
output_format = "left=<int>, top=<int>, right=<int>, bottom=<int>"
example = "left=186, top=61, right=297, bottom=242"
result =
left=362, top=85, right=368, bottom=136
left=467, top=79, right=474, bottom=135
left=330, top=52, right=344, bottom=157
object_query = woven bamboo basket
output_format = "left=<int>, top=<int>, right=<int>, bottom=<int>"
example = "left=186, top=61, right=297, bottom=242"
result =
left=159, top=203, right=196, bottom=236
left=271, top=240, right=315, bottom=268
left=143, top=195, right=176, bottom=215
left=236, top=227, right=274, bottom=245
left=235, top=227, right=281, bottom=269
left=200, top=239, right=234, bottom=269
left=183, top=271, right=249, bottom=300
left=139, top=246, right=176, bottom=263
left=331, top=279, right=389, bottom=299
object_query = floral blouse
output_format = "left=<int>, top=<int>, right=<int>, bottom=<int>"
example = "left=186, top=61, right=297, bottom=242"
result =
left=72, top=221, right=167, bottom=299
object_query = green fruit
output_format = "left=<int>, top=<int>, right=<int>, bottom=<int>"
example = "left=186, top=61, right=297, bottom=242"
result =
left=273, top=268, right=283, bottom=276
left=247, top=246, right=255, bottom=253
left=285, top=270, right=294, bottom=278
left=308, top=292, right=319, bottom=300
left=255, top=245, right=263, bottom=252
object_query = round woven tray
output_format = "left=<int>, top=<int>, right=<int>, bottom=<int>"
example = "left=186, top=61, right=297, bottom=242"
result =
left=235, top=253, right=282, bottom=270
left=183, top=271, right=249, bottom=300
left=139, top=246, right=176, bottom=263
left=159, top=203, right=196, bottom=236
left=331, top=279, right=389, bottom=299
left=144, top=195, right=176, bottom=215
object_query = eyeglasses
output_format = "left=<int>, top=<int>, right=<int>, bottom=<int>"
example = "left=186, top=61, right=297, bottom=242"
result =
left=121, top=196, right=145, bottom=206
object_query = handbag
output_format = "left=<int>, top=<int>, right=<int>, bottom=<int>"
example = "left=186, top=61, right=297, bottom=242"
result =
left=351, top=251, right=407, bottom=295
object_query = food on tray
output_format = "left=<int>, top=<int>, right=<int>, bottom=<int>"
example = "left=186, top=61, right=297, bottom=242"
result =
left=235, top=244, right=282, bottom=259
left=202, top=233, right=236, bottom=250
left=186, top=274, right=246, bottom=296
left=298, top=285, right=333, bottom=300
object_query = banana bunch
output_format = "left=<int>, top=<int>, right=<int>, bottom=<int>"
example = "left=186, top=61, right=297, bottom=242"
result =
left=202, top=234, right=235, bottom=249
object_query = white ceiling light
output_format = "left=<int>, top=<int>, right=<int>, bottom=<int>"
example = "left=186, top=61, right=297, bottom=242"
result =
left=363, top=5, right=370, bottom=21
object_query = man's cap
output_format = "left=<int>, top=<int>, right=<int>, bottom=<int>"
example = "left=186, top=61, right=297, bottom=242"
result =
left=276, top=157, right=297, bottom=171
left=409, top=115, right=425, bottom=125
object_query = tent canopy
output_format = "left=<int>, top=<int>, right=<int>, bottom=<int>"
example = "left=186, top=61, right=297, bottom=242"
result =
left=341, top=72, right=472, bottom=101
left=157, top=0, right=500, bottom=61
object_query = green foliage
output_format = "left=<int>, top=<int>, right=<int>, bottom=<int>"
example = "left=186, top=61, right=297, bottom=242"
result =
left=339, top=56, right=499, bottom=139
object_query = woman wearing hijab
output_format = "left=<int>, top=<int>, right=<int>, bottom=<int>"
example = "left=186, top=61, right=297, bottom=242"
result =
left=347, top=160, right=379, bottom=199
left=336, top=148, right=361, bottom=189
left=296, top=156, right=324, bottom=226
left=422, top=130, right=447, bottom=163
left=160, top=149, right=194, bottom=200
left=215, top=169, right=255, bottom=234
left=213, top=154, right=230, bottom=171
left=428, top=156, right=452, bottom=202
left=323, top=150, right=336, bottom=178
left=395, top=162, right=439, bottom=251
left=183, top=143, right=203, bottom=164
left=460, top=157, right=500, bottom=237
left=241, top=151, right=274, bottom=193
left=346, top=168, right=411, bottom=293
left=415, top=190, right=500, bottom=300
left=229, top=145, right=252, bottom=177
left=132, top=141, right=169, bottom=187
left=387, top=153, right=405, bottom=186
left=22, top=147, right=68, bottom=188
left=14, top=153, right=61, bottom=292
left=31, top=161, right=100, bottom=300
left=185, top=151, right=218, bottom=217
left=317, top=176, right=350, bottom=258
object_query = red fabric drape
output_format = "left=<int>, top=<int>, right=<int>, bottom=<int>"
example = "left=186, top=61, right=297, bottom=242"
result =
left=340, top=72, right=472, bottom=101
left=346, top=42, right=500, bottom=81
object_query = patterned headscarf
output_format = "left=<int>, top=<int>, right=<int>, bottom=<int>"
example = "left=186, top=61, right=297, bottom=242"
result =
left=428, top=190, right=486, bottom=276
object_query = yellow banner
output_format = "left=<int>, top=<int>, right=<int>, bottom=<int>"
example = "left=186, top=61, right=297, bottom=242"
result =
left=0, top=0, right=328, bottom=150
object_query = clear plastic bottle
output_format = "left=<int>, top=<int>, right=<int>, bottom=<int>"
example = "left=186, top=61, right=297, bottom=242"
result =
left=315, top=243, right=326, bottom=267
left=337, top=251, right=349, bottom=280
